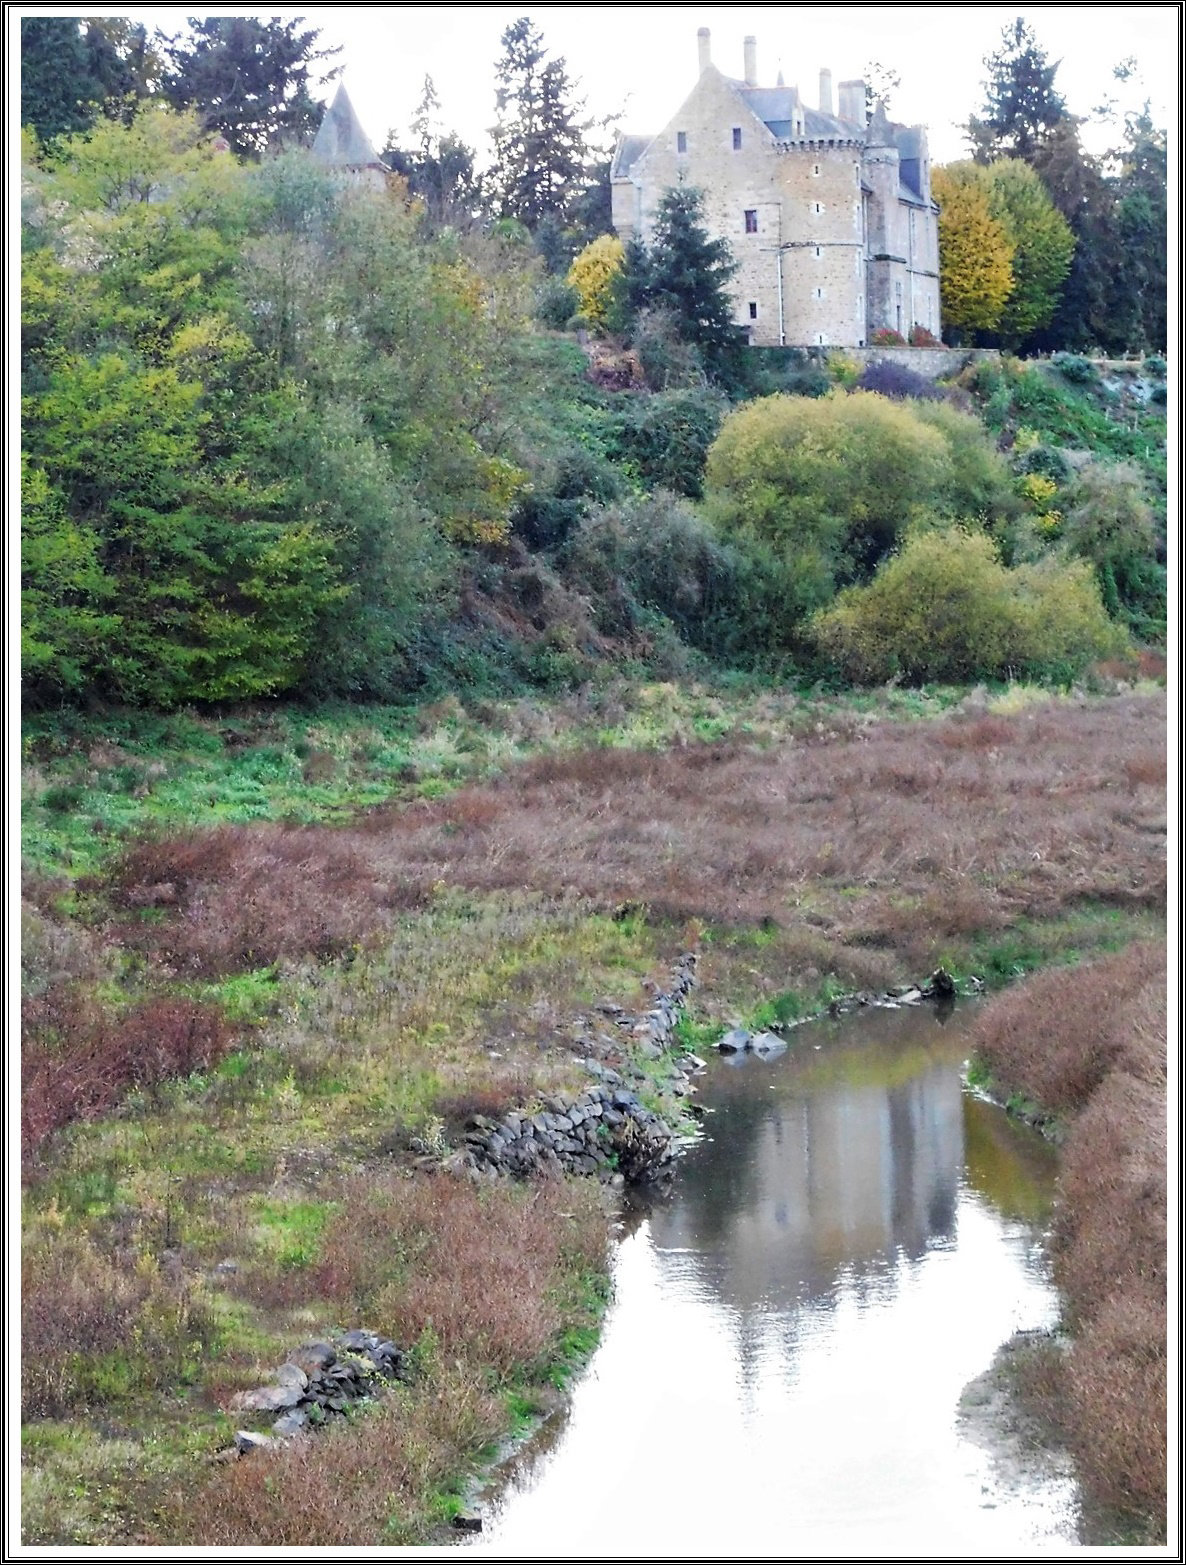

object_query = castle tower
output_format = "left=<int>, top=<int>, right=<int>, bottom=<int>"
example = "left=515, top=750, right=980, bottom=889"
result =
left=312, top=83, right=389, bottom=191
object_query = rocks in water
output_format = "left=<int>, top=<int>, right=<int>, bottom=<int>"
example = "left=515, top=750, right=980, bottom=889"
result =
left=748, top=1031, right=787, bottom=1059
left=717, top=1028, right=751, bottom=1054
left=924, top=967, right=957, bottom=999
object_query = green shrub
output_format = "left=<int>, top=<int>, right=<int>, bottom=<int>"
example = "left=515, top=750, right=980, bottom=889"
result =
left=1062, top=463, right=1166, bottom=635
left=535, top=276, right=580, bottom=330
left=1053, top=353, right=1100, bottom=386
left=703, top=391, right=1016, bottom=612
left=611, top=388, right=725, bottom=498
left=1015, top=443, right=1071, bottom=484
left=632, top=307, right=706, bottom=391
left=809, top=527, right=1123, bottom=685
left=511, top=445, right=623, bottom=551
left=1143, top=355, right=1166, bottom=377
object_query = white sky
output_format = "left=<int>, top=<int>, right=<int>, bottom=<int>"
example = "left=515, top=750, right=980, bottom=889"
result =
left=17, top=5, right=1179, bottom=167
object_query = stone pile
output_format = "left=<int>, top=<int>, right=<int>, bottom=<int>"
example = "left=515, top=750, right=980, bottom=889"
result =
left=452, top=954, right=701, bottom=1186
left=227, top=1328, right=406, bottom=1451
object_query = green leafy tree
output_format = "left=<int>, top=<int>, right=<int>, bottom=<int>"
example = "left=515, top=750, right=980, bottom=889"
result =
left=932, top=166, right=1015, bottom=336
left=966, top=17, right=1067, bottom=162
left=975, top=159, right=1075, bottom=345
left=489, top=18, right=593, bottom=229
left=385, top=79, right=484, bottom=231
left=162, top=15, right=341, bottom=156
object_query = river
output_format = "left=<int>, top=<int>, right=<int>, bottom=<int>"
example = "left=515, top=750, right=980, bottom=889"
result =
left=471, top=1002, right=1083, bottom=1556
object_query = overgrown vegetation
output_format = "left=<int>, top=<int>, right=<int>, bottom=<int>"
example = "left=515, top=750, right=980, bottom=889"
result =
left=968, top=945, right=1166, bottom=1537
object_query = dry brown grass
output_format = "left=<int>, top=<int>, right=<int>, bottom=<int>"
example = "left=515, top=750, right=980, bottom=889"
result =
left=969, top=945, right=1167, bottom=1524
left=163, top=1172, right=608, bottom=1547
left=103, top=693, right=1166, bottom=978
left=22, top=986, right=230, bottom=1164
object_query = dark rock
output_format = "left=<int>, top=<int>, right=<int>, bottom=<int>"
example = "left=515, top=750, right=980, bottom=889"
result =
left=235, top=1430, right=275, bottom=1454
left=272, top=1409, right=309, bottom=1436
left=749, top=1031, right=787, bottom=1058
left=717, top=1028, right=750, bottom=1054
left=289, top=1342, right=336, bottom=1375
left=927, top=967, right=957, bottom=999
left=453, top=1510, right=483, bottom=1532
left=230, top=1382, right=303, bottom=1413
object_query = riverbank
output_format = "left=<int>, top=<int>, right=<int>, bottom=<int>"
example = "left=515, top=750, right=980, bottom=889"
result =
left=965, top=945, right=1168, bottom=1541
left=19, top=679, right=1166, bottom=1544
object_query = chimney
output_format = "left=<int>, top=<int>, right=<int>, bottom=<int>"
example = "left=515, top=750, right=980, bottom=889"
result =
left=697, top=27, right=711, bottom=75
left=743, top=35, right=758, bottom=86
left=838, top=79, right=867, bottom=127
left=819, top=68, right=834, bottom=116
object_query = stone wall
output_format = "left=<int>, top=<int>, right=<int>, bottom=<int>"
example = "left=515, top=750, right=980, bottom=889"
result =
left=827, top=345, right=1001, bottom=380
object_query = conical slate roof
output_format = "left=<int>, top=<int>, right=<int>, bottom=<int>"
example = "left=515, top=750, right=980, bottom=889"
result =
left=312, top=83, right=382, bottom=168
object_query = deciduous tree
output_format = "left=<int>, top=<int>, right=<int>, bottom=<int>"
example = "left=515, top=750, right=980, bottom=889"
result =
left=932, top=166, right=1015, bottom=336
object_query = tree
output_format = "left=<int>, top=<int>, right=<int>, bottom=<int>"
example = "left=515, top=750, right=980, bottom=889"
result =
left=566, top=235, right=624, bottom=329
left=626, top=187, right=742, bottom=382
left=489, top=17, right=593, bottom=229
left=20, top=16, right=160, bottom=141
left=966, top=17, right=1067, bottom=163
left=162, top=16, right=341, bottom=157
left=385, top=78, right=484, bottom=231
left=1110, top=106, right=1167, bottom=352
left=932, top=166, right=1015, bottom=337
left=973, top=159, right=1074, bottom=346
left=862, top=60, right=901, bottom=120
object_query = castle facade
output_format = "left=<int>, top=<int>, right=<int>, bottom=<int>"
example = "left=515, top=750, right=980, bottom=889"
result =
left=610, top=30, right=941, bottom=348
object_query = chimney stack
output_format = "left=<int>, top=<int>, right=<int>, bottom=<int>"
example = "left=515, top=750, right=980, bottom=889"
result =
left=819, top=68, right=834, bottom=115
left=743, top=35, right=758, bottom=86
left=838, top=79, right=867, bottom=127
left=697, top=27, right=711, bottom=75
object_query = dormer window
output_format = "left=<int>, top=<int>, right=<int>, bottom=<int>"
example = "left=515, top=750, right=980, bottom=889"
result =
left=732, top=127, right=743, bottom=150
left=744, top=209, right=758, bottom=233
left=677, top=131, right=687, bottom=153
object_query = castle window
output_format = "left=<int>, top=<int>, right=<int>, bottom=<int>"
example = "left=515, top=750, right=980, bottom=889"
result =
left=813, top=202, right=822, bottom=215
left=677, top=130, right=687, bottom=153
left=814, top=286, right=824, bottom=300
left=815, top=246, right=821, bottom=259
left=748, top=301, right=758, bottom=320
left=744, top=209, right=758, bottom=233
left=732, top=127, right=743, bottom=150
left=813, top=164, right=820, bottom=177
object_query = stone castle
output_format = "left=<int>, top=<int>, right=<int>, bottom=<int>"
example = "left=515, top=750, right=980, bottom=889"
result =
left=610, top=29, right=940, bottom=348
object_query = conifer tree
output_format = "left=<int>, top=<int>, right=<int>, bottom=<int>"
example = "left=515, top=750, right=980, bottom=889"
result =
left=966, top=17, right=1067, bottom=163
left=489, top=17, right=592, bottom=229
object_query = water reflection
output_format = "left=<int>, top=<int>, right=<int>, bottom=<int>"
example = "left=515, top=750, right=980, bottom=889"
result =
left=476, top=1005, right=1077, bottom=1557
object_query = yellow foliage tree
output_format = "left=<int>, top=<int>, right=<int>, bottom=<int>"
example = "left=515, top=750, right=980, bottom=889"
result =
left=566, top=234, right=624, bottom=330
left=932, top=166, right=1015, bottom=336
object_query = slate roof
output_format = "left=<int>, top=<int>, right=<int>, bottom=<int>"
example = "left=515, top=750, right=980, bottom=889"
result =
left=312, top=84, right=383, bottom=168
left=611, top=133, right=653, bottom=180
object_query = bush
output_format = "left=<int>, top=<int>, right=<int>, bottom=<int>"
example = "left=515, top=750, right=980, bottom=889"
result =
left=809, top=526, right=1124, bottom=685
left=856, top=360, right=944, bottom=401
left=871, top=327, right=907, bottom=346
left=511, top=444, right=623, bottom=551
left=704, top=391, right=1016, bottom=608
left=565, top=235, right=624, bottom=331
left=1053, top=352, right=1099, bottom=386
left=1142, top=355, right=1166, bottom=377
left=610, top=388, right=725, bottom=498
left=908, top=323, right=942, bottom=346
left=534, top=275, right=579, bottom=329
left=1015, top=442, right=1071, bottom=484
left=1061, top=462, right=1165, bottom=634
left=631, top=306, right=706, bottom=391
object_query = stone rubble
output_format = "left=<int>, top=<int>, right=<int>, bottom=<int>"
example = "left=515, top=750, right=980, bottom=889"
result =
left=450, top=954, right=700, bottom=1186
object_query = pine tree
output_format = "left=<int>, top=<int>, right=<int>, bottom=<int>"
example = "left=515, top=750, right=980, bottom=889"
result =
left=21, top=17, right=160, bottom=141
left=489, top=18, right=592, bottom=230
left=628, top=187, right=743, bottom=380
left=162, top=16, right=341, bottom=157
left=966, top=18, right=1067, bottom=163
